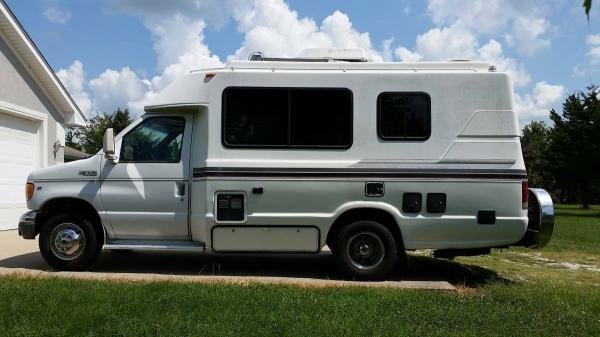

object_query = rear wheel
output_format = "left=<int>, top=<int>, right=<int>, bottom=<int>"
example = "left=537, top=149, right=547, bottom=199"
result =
left=332, top=220, right=398, bottom=280
left=39, top=214, right=101, bottom=271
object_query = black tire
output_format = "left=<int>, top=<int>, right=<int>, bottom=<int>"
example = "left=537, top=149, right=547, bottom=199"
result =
left=39, top=214, right=102, bottom=271
left=332, top=220, right=398, bottom=280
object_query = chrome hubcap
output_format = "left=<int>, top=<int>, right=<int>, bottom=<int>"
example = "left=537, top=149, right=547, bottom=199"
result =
left=50, top=223, right=86, bottom=260
left=346, top=231, right=385, bottom=271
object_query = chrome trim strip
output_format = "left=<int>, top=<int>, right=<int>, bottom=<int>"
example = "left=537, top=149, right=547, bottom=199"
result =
left=104, top=242, right=205, bottom=252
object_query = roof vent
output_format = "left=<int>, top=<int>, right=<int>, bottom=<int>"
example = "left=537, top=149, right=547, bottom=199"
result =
left=249, top=52, right=264, bottom=61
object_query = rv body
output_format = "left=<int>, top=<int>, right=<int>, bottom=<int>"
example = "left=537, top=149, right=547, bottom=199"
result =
left=19, top=50, right=554, bottom=279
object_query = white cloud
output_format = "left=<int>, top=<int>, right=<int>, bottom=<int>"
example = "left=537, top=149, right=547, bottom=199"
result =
left=321, top=11, right=381, bottom=61
left=130, top=14, right=224, bottom=114
left=586, top=33, right=600, bottom=65
left=80, top=11, right=224, bottom=116
left=427, top=0, right=510, bottom=34
left=394, top=33, right=530, bottom=87
left=412, top=24, right=478, bottom=61
left=587, top=34, right=600, bottom=45
left=515, top=81, right=565, bottom=121
left=56, top=60, right=92, bottom=116
left=394, top=46, right=422, bottom=62
left=478, top=39, right=531, bottom=87
left=145, top=14, right=223, bottom=71
left=510, top=17, right=551, bottom=56
left=533, top=81, right=565, bottom=107
left=381, top=38, right=394, bottom=62
left=572, top=34, right=600, bottom=78
left=43, top=6, right=71, bottom=24
left=230, top=1, right=382, bottom=61
left=426, top=0, right=551, bottom=56
left=572, top=64, right=588, bottom=78
left=88, top=67, right=147, bottom=114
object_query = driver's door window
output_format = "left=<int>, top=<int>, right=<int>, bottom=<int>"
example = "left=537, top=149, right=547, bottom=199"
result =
left=120, top=117, right=185, bottom=162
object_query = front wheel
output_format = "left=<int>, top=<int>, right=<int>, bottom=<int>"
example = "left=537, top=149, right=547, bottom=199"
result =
left=39, top=214, right=101, bottom=271
left=332, top=220, right=398, bottom=280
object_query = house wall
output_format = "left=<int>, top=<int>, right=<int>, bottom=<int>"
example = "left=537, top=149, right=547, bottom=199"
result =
left=0, top=33, right=64, bottom=165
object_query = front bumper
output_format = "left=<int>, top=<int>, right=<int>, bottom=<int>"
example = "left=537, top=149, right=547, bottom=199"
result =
left=18, top=211, right=38, bottom=239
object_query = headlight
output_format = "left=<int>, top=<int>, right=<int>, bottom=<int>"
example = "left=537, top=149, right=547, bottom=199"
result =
left=26, top=182, right=35, bottom=201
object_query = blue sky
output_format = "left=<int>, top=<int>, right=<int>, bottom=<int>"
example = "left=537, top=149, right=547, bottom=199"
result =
left=5, top=0, right=600, bottom=125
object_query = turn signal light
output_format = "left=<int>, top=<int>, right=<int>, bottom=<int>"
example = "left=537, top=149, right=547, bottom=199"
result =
left=204, top=72, right=216, bottom=82
left=26, top=182, right=35, bottom=201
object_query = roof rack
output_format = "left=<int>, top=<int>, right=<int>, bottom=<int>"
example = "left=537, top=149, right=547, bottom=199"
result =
left=248, top=48, right=369, bottom=63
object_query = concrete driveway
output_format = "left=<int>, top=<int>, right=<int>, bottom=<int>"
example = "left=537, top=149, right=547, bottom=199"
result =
left=0, top=230, right=459, bottom=290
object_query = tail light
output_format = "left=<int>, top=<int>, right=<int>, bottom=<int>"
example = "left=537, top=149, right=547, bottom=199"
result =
left=26, top=182, right=35, bottom=201
left=522, top=180, right=528, bottom=210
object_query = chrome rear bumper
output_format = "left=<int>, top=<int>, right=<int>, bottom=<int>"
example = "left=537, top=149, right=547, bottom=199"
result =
left=517, top=188, right=555, bottom=249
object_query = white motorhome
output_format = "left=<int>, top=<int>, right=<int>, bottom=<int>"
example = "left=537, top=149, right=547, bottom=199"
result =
left=18, top=49, right=554, bottom=279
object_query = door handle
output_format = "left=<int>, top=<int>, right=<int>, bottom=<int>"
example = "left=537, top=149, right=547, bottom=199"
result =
left=176, top=182, right=186, bottom=197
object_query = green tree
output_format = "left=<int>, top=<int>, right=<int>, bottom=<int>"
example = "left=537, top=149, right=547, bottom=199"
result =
left=521, top=121, right=553, bottom=190
left=72, top=108, right=133, bottom=154
left=65, top=129, right=81, bottom=151
left=584, top=0, right=592, bottom=20
left=547, top=85, right=600, bottom=208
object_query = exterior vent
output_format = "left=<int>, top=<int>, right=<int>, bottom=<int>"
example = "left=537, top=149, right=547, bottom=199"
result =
left=402, top=193, right=422, bottom=213
left=215, top=193, right=245, bottom=222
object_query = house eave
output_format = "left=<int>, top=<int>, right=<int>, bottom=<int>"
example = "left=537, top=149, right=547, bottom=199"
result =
left=0, top=0, right=87, bottom=127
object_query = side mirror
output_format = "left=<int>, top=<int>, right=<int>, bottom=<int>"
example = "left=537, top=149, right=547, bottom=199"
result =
left=103, top=128, right=116, bottom=161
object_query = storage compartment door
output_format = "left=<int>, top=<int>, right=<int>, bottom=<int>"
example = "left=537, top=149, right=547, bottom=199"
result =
left=212, top=227, right=319, bottom=252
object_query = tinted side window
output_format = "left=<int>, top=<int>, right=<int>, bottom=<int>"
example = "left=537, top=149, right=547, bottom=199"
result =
left=378, top=93, right=430, bottom=140
left=223, top=87, right=352, bottom=149
left=120, top=117, right=185, bottom=162
left=223, top=88, right=288, bottom=147
left=290, top=90, right=352, bottom=147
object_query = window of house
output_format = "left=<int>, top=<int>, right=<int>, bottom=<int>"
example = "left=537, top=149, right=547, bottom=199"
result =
left=222, top=87, right=352, bottom=149
left=120, top=116, right=185, bottom=162
left=377, top=92, right=430, bottom=140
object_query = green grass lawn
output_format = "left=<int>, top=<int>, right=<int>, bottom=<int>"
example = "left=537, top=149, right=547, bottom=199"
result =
left=546, top=205, right=600, bottom=254
left=1, top=204, right=599, bottom=337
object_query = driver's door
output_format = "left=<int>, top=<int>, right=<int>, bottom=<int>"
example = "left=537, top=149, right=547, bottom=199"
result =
left=100, top=113, right=192, bottom=239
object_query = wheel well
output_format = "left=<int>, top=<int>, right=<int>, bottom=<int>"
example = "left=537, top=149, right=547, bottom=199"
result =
left=37, top=198, right=104, bottom=243
left=327, top=208, right=405, bottom=252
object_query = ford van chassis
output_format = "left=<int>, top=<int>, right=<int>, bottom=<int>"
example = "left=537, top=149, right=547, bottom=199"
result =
left=17, top=49, right=555, bottom=280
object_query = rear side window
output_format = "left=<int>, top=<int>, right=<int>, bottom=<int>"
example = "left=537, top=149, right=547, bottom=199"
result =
left=377, top=92, right=430, bottom=140
left=223, top=87, right=352, bottom=149
left=120, top=116, right=185, bottom=162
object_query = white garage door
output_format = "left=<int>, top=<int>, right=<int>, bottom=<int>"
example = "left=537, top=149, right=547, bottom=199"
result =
left=0, top=113, right=39, bottom=230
